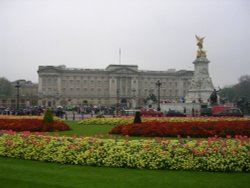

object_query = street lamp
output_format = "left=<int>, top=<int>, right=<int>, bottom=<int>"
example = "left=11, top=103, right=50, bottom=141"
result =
left=132, top=88, right=136, bottom=108
left=155, top=80, right=162, bottom=111
left=116, top=89, right=120, bottom=116
left=15, top=81, right=21, bottom=111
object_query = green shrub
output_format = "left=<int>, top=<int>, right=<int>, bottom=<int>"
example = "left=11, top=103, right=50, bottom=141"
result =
left=43, top=109, right=54, bottom=123
left=96, top=114, right=105, bottom=118
left=133, top=111, right=142, bottom=124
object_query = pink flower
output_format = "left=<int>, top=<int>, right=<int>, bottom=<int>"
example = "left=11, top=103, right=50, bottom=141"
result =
left=35, top=132, right=41, bottom=136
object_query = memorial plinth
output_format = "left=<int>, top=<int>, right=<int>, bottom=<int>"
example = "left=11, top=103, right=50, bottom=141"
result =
left=185, top=35, right=214, bottom=103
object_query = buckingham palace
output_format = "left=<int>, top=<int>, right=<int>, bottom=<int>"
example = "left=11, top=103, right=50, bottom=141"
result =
left=37, top=64, right=193, bottom=108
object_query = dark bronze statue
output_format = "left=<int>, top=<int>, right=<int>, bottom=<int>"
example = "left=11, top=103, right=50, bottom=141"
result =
left=210, top=88, right=221, bottom=105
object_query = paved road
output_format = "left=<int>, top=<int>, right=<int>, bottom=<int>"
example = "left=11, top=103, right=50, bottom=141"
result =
left=62, top=112, right=114, bottom=120
left=62, top=111, right=250, bottom=121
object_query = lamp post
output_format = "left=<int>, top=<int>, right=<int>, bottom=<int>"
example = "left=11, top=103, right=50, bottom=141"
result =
left=116, top=89, right=120, bottom=116
left=155, top=80, right=162, bottom=111
left=132, top=88, right=136, bottom=108
left=15, top=81, right=21, bottom=111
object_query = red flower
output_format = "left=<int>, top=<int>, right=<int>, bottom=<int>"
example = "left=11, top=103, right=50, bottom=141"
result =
left=0, top=118, right=70, bottom=132
left=109, top=119, right=250, bottom=138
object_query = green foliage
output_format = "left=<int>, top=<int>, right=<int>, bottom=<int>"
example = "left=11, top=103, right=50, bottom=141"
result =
left=0, top=77, right=13, bottom=96
left=220, top=75, right=250, bottom=114
left=96, top=114, right=105, bottom=118
left=43, top=109, right=54, bottom=123
left=0, top=132, right=249, bottom=172
left=234, top=75, right=250, bottom=99
left=133, top=111, right=142, bottom=124
left=220, top=87, right=236, bottom=102
left=121, top=98, right=127, bottom=104
left=220, top=74, right=250, bottom=102
left=147, top=93, right=157, bottom=102
left=83, top=100, right=88, bottom=104
left=144, top=93, right=157, bottom=105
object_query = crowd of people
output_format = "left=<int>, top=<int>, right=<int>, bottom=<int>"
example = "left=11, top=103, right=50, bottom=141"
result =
left=0, top=105, right=119, bottom=120
left=0, top=107, right=43, bottom=116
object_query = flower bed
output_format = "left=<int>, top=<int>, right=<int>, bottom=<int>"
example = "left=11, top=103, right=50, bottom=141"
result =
left=79, top=117, right=250, bottom=126
left=0, top=130, right=249, bottom=172
left=109, top=119, right=250, bottom=137
left=0, top=116, right=70, bottom=132
left=78, top=117, right=133, bottom=126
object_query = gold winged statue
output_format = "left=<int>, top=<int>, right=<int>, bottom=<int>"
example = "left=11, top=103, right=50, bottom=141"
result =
left=195, top=35, right=206, bottom=58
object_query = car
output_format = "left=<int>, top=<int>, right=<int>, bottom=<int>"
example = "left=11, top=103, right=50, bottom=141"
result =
left=200, top=107, right=212, bottom=116
left=212, top=105, right=232, bottom=114
left=165, top=110, right=186, bottom=117
left=140, top=108, right=163, bottom=117
left=213, top=108, right=243, bottom=117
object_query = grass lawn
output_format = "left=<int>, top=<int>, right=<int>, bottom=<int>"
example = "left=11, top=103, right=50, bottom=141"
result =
left=1, top=157, right=250, bottom=188
left=51, top=120, right=116, bottom=137
left=49, top=121, right=177, bottom=140
left=49, top=120, right=142, bottom=140
left=1, top=120, right=250, bottom=188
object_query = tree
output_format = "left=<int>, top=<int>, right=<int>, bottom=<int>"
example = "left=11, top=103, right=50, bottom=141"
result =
left=235, top=75, right=250, bottom=99
left=219, top=86, right=237, bottom=102
left=121, top=98, right=127, bottom=104
left=133, top=111, right=142, bottom=124
left=147, top=93, right=157, bottom=102
left=0, top=77, right=13, bottom=96
left=238, top=75, right=250, bottom=83
left=83, top=100, right=88, bottom=105
left=220, top=75, right=250, bottom=114
left=43, top=109, right=54, bottom=123
left=144, top=93, right=157, bottom=105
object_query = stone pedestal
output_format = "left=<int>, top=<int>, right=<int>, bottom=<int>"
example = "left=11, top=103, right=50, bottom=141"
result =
left=185, top=57, right=214, bottom=103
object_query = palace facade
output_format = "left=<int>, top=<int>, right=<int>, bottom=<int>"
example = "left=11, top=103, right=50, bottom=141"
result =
left=0, top=80, right=38, bottom=109
left=37, top=64, right=193, bottom=108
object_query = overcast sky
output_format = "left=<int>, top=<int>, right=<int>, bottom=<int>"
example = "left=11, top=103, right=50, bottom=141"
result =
left=0, top=0, right=249, bottom=87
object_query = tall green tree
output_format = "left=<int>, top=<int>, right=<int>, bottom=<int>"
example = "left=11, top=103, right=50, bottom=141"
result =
left=0, top=77, right=13, bottom=96
left=220, top=86, right=237, bottom=102
left=220, top=74, right=250, bottom=102
left=234, top=75, right=250, bottom=99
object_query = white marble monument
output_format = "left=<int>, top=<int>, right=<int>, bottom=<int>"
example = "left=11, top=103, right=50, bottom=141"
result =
left=185, top=35, right=214, bottom=103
